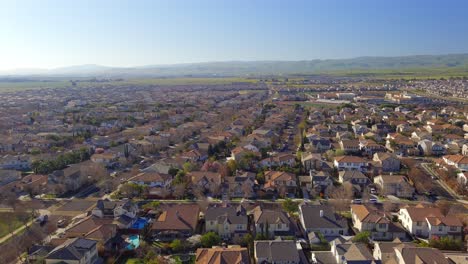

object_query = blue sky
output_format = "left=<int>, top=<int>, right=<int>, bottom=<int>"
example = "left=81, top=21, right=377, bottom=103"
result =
left=1, top=0, right=468, bottom=70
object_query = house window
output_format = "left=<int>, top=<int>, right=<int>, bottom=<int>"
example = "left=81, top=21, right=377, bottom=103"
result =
left=278, top=223, right=282, bottom=229
left=438, top=226, right=443, bottom=232
left=449, top=226, right=457, bottom=232
left=378, top=223, right=387, bottom=229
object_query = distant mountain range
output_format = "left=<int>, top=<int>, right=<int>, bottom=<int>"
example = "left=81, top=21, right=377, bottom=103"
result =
left=2, top=54, right=468, bottom=78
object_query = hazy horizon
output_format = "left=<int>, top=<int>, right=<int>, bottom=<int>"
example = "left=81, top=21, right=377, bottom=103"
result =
left=2, top=0, right=468, bottom=71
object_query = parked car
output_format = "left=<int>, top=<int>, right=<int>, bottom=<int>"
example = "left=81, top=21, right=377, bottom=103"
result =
left=36, top=214, right=48, bottom=225
left=57, top=219, right=66, bottom=228
left=352, top=199, right=362, bottom=204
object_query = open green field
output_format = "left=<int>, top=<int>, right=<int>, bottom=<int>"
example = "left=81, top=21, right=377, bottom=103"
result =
left=1, top=66, right=468, bottom=93
left=0, top=77, right=259, bottom=93
left=0, top=212, right=29, bottom=238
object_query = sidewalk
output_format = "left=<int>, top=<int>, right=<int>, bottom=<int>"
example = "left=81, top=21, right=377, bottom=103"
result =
left=420, top=163, right=460, bottom=200
left=0, top=220, right=33, bottom=244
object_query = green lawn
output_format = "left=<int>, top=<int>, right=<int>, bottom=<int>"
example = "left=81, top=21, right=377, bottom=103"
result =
left=0, top=212, right=30, bottom=238
left=125, top=259, right=144, bottom=264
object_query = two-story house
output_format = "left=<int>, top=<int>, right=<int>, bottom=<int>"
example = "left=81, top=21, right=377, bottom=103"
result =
left=442, top=154, right=468, bottom=171
left=338, top=170, right=370, bottom=192
left=333, top=156, right=367, bottom=172
left=251, top=206, right=293, bottom=238
left=299, top=204, right=348, bottom=238
left=398, top=205, right=461, bottom=239
left=351, top=204, right=406, bottom=241
left=373, top=175, right=414, bottom=198
left=263, top=171, right=297, bottom=197
left=254, top=240, right=301, bottom=264
left=45, top=238, right=99, bottom=264
left=128, top=172, right=173, bottom=197
left=372, top=152, right=400, bottom=173
left=91, top=199, right=138, bottom=226
left=205, top=205, right=249, bottom=241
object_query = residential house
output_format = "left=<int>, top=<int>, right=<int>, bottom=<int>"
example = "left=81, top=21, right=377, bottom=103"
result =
left=226, top=172, right=256, bottom=198
left=394, top=246, right=449, bottom=264
left=386, top=134, right=417, bottom=155
left=263, top=171, right=297, bottom=197
left=18, top=174, right=48, bottom=195
left=205, top=204, right=248, bottom=240
left=333, top=156, right=367, bottom=172
left=351, top=204, right=406, bottom=241
left=189, top=171, right=223, bottom=194
left=372, top=124, right=394, bottom=136
left=373, top=175, right=414, bottom=198
left=336, top=131, right=353, bottom=141
left=195, top=246, right=250, bottom=264
left=259, top=153, right=296, bottom=168
left=231, top=146, right=261, bottom=161
left=330, top=236, right=376, bottom=264
left=338, top=170, right=370, bottom=192
left=398, top=205, right=462, bottom=239
left=64, top=216, right=118, bottom=248
left=359, top=139, right=386, bottom=157
left=418, top=139, right=446, bottom=156
left=251, top=206, right=293, bottom=238
left=92, top=199, right=137, bottom=219
left=90, top=152, right=118, bottom=167
left=151, top=204, right=200, bottom=241
left=0, top=154, right=31, bottom=170
left=442, top=154, right=468, bottom=171
left=128, top=172, right=172, bottom=197
left=301, top=152, right=322, bottom=172
left=181, top=149, right=206, bottom=162
left=411, top=131, right=432, bottom=142
left=339, top=140, right=360, bottom=154
left=310, top=170, right=333, bottom=192
left=372, top=152, right=400, bottom=173
left=254, top=240, right=301, bottom=264
left=299, top=204, right=348, bottom=237
left=372, top=240, right=417, bottom=264
left=308, top=137, right=332, bottom=153
left=45, top=238, right=98, bottom=264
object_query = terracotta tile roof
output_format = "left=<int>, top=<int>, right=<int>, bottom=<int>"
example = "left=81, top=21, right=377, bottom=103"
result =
left=444, top=154, right=468, bottom=164
left=334, top=156, right=366, bottom=163
left=195, top=247, right=250, bottom=264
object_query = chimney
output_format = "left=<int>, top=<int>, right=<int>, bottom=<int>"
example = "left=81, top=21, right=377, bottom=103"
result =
left=319, top=210, right=324, bottom=217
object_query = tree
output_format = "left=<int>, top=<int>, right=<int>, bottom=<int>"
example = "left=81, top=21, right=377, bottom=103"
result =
left=183, top=162, right=194, bottom=173
left=142, top=201, right=160, bottom=211
left=227, top=160, right=237, bottom=176
left=187, top=234, right=202, bottom=248
left=170, top=239, right=183, bottom=252
left=429, top=237, right=463, bottom=251
left=168, top=167, right=179, bottom=177
left=282, top=198, right=299, bottom=215
left=201, top=232, right=221, bottom=248
left=352, top=231, right=370, bottom=244
left=240, top=233, right=253, bottom=247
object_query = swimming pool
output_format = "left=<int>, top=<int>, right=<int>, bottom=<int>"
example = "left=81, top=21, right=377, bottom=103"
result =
left=126, top=235, right=140, bottom=250
left=131, top=218, right=149, bottom=230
